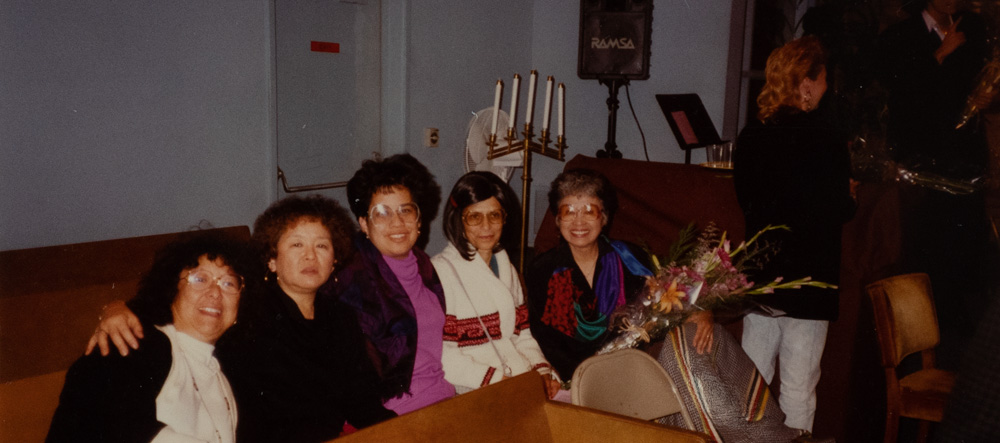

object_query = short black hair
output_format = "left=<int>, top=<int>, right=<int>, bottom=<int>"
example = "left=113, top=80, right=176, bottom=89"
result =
left=127, top=232, right=256, bottom=327
left=251, top=194, right=357, bottom=273
left=442, top=171, right=522, bottom=261
left=346, top=153, right=441, bottom=249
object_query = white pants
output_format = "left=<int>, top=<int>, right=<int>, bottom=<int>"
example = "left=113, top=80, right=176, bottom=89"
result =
left=741, top=313, right=828, bottom=432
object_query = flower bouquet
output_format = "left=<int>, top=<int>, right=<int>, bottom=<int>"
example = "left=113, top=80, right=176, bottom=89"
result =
left=598, top=224, right=837, bottom=354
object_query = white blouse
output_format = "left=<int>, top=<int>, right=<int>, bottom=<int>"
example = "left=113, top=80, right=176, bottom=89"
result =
left=153, top=324, right=237, bottom=443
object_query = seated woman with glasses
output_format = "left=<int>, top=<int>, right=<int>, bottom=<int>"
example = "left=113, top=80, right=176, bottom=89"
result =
left=431, top=171, right=561, bottom=398
left=527, top=169, right=801, bottom=442
left=48, top=233, right=253, bottom=443
left=332, top=153, right=455, bottom=414
left=525, top=168, right=715, bottom=380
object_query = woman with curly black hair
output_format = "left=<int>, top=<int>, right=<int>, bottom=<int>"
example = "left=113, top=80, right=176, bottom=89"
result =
left=333, top=153, right=455, bottom=414
left=49, top=233, right=253, bottom=442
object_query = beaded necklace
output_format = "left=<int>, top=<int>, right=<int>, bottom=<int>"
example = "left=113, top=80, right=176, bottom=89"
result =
left=177, top=346, right=236, bottom=443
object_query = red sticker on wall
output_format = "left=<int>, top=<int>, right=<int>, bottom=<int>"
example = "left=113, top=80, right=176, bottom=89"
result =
left=310, top=41, right=340, bottom=53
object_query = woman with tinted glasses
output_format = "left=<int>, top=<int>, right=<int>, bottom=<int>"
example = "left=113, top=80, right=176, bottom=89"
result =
left=525, top=168, right=715, bottom=380
left=524, top=169, right=802, bottom=442
left=333, top=153, right=455, bottom=414
left=431, top=171, right=560, bottom=398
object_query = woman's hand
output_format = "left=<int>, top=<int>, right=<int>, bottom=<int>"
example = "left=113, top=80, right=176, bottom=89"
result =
left=544, top=374, right=562, bottom=399
left=687, top=311, right=714, bottom=355
left=84, top=300, right=144, bottom=356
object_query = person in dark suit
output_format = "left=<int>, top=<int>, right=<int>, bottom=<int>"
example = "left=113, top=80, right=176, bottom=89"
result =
left=877, top=0, right=994, bottom=363
left=877, top=0, right=988, bottom=177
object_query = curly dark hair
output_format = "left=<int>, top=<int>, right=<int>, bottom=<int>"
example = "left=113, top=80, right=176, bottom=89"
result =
left=547, top=168, right=618, bottom=232
left=127, top=232, right=256, bottom=327
left=346, top=153, right=441, bottom=250
left=442, top=171, right=522, bottom=261
left=251, top=195, right=357, bottom=273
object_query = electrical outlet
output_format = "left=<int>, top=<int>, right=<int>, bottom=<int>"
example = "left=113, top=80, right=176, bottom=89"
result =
left=424, top=128, right=439, bottom=148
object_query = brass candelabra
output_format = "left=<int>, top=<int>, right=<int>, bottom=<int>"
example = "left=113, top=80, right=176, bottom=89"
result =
left=488, top=121, right=567, bottom=273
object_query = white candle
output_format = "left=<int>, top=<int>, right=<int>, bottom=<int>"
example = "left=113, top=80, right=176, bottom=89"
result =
left=558, top=83, right=565, bottom=137
left=542, top=76, right=554, bottom=132
left=525, top=70, right=538, bottom=125
left=509, top=74, right=520, bottom=133
left=491, top=79, right=503, bottom=137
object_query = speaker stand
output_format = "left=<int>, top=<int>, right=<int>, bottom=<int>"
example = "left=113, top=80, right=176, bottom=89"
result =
left=596, top=78, right=627, bottom=159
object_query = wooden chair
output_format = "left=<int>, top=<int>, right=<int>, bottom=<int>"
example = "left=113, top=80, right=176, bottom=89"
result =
left=866, top=273, right=956, bottom=443
left=571, top=348, right=696, bottom=429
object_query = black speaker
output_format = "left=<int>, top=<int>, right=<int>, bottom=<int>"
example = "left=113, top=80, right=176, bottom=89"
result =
left=578, top=0, right=653, bottom=80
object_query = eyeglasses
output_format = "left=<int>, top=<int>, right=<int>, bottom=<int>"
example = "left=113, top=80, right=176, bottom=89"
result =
left=368, top=202, right=421, bottom=226
left=182, top=270, right=244, bottom=294
left=557, top=203, right=603, bottom=222
left=463, top=208, right=506, bottom=226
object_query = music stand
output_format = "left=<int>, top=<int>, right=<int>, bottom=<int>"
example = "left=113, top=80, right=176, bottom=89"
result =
left=656, top=94, right=724, bottom=164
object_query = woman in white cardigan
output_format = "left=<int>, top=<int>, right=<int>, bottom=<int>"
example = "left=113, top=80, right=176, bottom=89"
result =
left=432, top=171, right=561, bottom=398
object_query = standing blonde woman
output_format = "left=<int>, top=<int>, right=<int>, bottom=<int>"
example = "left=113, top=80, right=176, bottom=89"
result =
left=733, top=35, right=856, bottom=434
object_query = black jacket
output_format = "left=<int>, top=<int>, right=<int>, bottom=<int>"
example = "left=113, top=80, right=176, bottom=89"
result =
left=47, top=328, right=173, bottom=442
left=734, top=108, right=855, bottom=320
left=216, top=281, right=395, bottom=443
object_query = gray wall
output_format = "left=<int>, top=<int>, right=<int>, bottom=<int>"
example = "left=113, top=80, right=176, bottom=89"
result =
left=1, top=0, right=733, bottom=254
left=1, top=0, right=275, bottom=251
